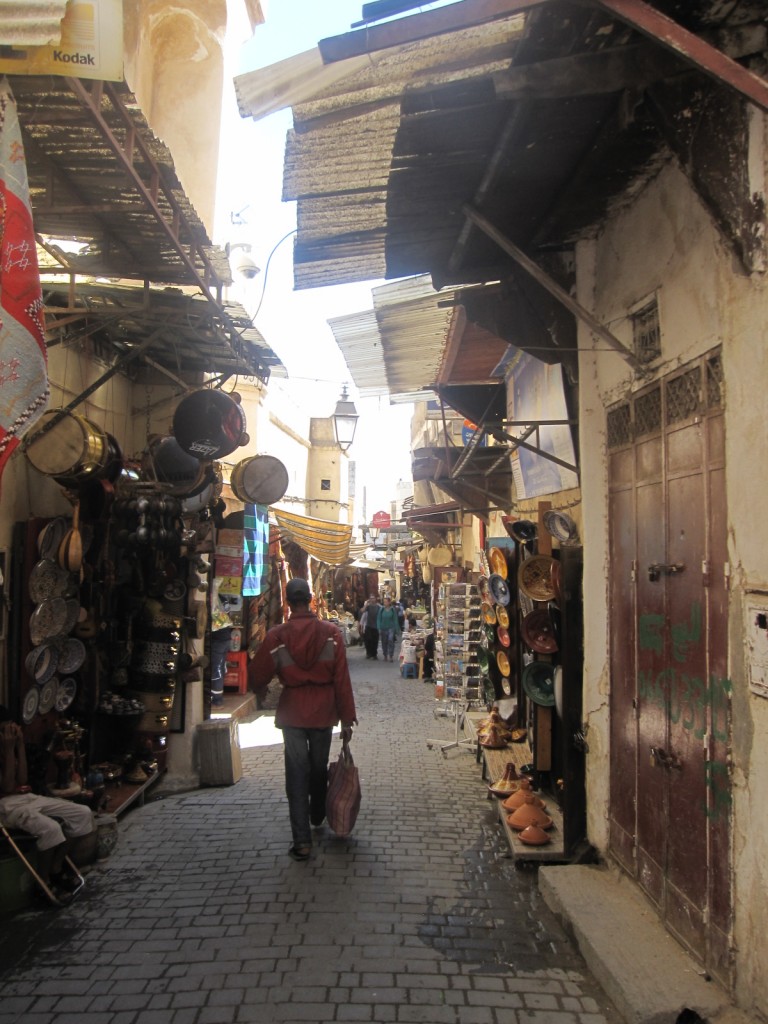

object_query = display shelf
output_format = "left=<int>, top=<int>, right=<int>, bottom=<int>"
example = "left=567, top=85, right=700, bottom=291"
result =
left=101, top=770, right=163, bottom=817
left=495, top=793, right=566, bottom=862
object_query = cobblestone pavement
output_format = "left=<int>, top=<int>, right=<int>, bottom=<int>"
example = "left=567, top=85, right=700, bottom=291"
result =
left=0, top=646, right=622, bottom=1024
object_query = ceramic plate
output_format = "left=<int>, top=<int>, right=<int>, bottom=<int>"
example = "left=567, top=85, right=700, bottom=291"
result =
left=521, top=609, right=558, bottom=654
left=488, top=573, right=511, bottom=606
left=488, top=547, right=508, bottom=579
left=543, top=509, right=580, bottom=545
left=481, top=602, right=497, bottom=625
left=517, top=555, right=557, bottom=602
left=22, top=687, right=39, bottom=724
left=29, top=558, right=69, bottom=603
left=30, top=598, right=68, bottom=644
left=496, top=605, right=510, bottom=629
left=496, top=649, right=511, bottom=676
left=38, top=677, right=58, bottom=714
left=37, top=517, right=67, bottom=560
left=497, top=625, right=511, bottom=648
left=500, top=675, right=512, bottom=697
left=55, top=677, right=77, bottom=712
left=26, top=643, right=59, bottom=684
left=509, top=519, right=537, bottom=544
left=522, top=661, right=556, bottom=707
left=57, top=637, right=86, bottom=674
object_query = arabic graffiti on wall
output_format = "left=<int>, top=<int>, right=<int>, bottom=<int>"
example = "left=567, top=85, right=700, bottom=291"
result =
left=638, top=601, right=731, bottom=818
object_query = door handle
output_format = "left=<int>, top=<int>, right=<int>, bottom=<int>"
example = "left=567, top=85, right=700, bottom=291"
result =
left=647, top=562, right=685, bottom=582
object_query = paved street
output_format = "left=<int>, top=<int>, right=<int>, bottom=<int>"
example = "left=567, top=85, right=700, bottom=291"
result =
left=0, top=646, right=621, bottom=1024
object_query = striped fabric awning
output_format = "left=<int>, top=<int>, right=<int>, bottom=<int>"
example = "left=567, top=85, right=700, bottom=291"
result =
left=274, top=509, right=353, bottom=566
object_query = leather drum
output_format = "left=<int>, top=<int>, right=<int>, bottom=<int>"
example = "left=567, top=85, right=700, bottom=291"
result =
left=231, top=454, right=289, bottom=505
left=173, top=389, right=247, bottom=461
left=25, top=411, right=108, bottom=484
left=143, top=435, right=210, bottom=497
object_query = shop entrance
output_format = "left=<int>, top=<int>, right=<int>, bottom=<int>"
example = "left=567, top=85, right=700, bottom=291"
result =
left=607, top=350, right=731, bottom=987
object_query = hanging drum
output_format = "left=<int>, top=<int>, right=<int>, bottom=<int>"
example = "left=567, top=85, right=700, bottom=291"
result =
left=25, top=411, right=108, bottom=486
left=143, top=436, right=211, bottom=497
left=231, top=455, right=289, bottom=505
left=173, top=390, right=248, bottom=461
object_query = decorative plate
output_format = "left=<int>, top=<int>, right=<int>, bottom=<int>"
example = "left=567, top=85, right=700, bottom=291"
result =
left=497, top=625, right=511, bottom=648
left=496, top=605, right=510, bottom=629
left=38, top=677, right=58, bottom=714
left=554, top=666, right=563, bottom=718
left=26, top=643, right=59, bottom=685
left=22, top=687, right=39, bottom=724
left=542, top=509, right=580, bottom=546
left=477, top=647, right=489, bottom=674
left=488, top=547, right=508, bottom=579
left=496, top=649, right=511, bottom=676
left=522, top=661, right=556, bottom=707
left=57, top=637, right=86, bottom=674
left=37, top=517, right=67, bottom=560
left=55, top=677, right=77, bottom=712
left=29, top=558, right=69, bottom=603
left=509, top=519, right=537, bottom=544
left=500, top=675, right=512, bottom=697
left=517, top=555, right=558, bottom=602
left=521, top=609, right=558, bottom=654
left=488, top=573, right=511, bottom=606
left=481, top=602, right=497, bottom=625
left=30, top=597, right=68, bottom=644
left=62, top=598, right=80, bottom=636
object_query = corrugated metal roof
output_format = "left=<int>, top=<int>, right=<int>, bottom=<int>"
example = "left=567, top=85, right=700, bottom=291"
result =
left=0, top=0, right=67, bottom=46
left=6, top=74, right=277, bottom=382
left=329, top=275, right=469, bottom=401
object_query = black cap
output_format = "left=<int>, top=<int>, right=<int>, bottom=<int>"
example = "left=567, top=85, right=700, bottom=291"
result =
left=286, top=578, right=311, bottom=603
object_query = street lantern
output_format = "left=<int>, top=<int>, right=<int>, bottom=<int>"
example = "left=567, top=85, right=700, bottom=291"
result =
left=331, top=384, right=359, bottom=451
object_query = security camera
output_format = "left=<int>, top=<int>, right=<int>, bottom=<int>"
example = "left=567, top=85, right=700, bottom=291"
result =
left=234, top=253, right=261, bottom=280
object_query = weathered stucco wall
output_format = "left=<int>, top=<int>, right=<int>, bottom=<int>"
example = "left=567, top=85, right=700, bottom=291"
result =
left=577, top=149, right=768, bottom=1016
left=123, top=1, right=228, bottom=234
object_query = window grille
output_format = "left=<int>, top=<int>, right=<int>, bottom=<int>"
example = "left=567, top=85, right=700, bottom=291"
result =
left=706, top=352, right=724, bottom=409
left=666, top=367, right=702, bottom=424
left=635, top=386, right=662, bottom=437
left=607, top=404, right=632, bottom=449
left=632, top=300, right=661, bottom=363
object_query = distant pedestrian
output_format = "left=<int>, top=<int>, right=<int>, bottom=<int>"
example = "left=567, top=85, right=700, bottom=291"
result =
left=362, top=596, right=381, bottom=659
left=377, top=595, right=401, bottom=662
left=248, top=578, right=357, bottom=862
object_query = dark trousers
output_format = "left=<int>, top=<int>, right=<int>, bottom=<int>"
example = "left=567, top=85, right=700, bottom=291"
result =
left=281, top=726, right=333, bottom=847
left=363, top=627, right=379, bottom=658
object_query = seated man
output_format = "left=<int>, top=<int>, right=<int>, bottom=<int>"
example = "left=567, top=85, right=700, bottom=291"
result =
left=0, top=705, right=93, bottom=901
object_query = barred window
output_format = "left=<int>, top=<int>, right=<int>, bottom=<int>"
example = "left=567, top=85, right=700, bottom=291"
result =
left=632, top=299, right=661, bottom=364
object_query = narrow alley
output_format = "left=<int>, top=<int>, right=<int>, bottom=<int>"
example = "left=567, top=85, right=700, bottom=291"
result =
left=0, top=646, right=620, bottom=1024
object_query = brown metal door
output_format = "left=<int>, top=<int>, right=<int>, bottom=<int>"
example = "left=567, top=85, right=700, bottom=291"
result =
left=607, top=353, right=731, bottom=985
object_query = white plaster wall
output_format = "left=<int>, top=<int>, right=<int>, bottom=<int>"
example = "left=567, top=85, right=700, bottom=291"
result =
left=577, top=155, right=768, bottom=1015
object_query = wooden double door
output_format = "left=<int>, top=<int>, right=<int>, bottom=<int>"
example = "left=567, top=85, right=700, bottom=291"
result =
left=607, top=351, right=732, bottom=987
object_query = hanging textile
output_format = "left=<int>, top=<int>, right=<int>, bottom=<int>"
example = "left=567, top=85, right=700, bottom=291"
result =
left=274, top=508, right=352, bottom=566
left=0, top=77, right=48, bottom=482
left=242, top=502, right=270, bottom=597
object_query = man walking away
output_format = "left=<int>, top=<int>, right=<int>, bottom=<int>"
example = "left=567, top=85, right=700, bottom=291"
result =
left=248, top=578, right=357, bottom=862
left=362, top=596, right=381, bottom=660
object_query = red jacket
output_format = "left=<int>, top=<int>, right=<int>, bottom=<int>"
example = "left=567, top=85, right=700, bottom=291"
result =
left=247, top=610, right=357, bottom=730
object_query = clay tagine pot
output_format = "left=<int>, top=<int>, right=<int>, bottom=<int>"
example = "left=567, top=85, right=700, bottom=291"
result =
left=488, top=762, right=521, bottom=797
left=507, top=795, right=553, bottom=831
left=517, top=824, right=552, bottom=846
left=502, top=778, right=545, bottom=811
left=477, top=708, right=512, bottom=743
left=479, top=723, right=510, bottom=749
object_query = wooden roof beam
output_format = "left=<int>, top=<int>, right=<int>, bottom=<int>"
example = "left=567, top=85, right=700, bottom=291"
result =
left=590, top=0, right=768, bottom=113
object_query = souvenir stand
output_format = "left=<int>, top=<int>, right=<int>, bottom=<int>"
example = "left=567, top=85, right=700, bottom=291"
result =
left=471, top=504, right=586, bottom=862
left=427, top=581, right=483, bottom=755
left=7, top=389, right=272, bottom=819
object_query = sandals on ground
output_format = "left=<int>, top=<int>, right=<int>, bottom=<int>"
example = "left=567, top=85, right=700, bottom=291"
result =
left=288, top=845, right=311, bottom=862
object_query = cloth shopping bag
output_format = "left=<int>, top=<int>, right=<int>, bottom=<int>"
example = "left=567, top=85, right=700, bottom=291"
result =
left=326, top=738, right=361, bottom=837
